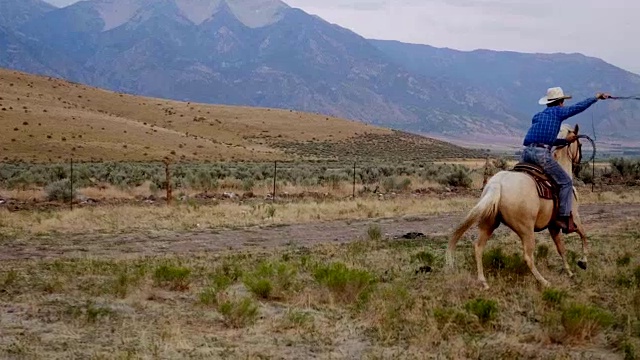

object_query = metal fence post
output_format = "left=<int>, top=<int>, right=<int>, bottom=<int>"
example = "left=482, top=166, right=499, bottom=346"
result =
left=352, top=161, right=356, bottom=198
left=273, top=161, right=277, bottom=201
left=164, top=159, right=172, bottom=205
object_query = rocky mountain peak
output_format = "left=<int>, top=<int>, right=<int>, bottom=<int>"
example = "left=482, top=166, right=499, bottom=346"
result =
left=89, top=0, right=288, bottom=30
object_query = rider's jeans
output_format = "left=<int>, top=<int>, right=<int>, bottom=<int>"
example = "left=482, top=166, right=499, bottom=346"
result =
left=520, top=146, right=573, bottom=217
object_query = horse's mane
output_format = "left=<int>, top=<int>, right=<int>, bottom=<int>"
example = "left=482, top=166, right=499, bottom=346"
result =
left=557, top=124, right=574, bottom=139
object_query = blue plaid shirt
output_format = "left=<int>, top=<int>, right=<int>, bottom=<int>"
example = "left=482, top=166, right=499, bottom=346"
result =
left=523, top=97, right=598, bottom=146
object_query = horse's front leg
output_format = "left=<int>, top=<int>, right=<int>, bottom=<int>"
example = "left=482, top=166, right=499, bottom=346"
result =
left=573, top=211, right=589, bottom=270
left=570, top=190, right=589, bottom=270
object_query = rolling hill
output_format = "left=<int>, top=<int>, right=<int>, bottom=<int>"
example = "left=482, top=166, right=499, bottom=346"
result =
left=0, top=67, right=486, bottom=163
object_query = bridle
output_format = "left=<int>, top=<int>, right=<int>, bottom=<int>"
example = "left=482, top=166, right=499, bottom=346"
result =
left=555, top=133, right=595, bottom=177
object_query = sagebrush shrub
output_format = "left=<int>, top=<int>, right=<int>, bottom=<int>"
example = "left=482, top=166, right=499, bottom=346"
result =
left=439, top=167, right=473, bottom=188
left=45, top=179, right=76, bottom=202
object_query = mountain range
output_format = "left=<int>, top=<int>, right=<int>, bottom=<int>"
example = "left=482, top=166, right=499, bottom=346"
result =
left=1, top=0, right=639, bottom=148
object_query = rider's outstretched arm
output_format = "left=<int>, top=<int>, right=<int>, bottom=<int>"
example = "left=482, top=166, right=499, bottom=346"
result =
left=556, top=97, right=598, bottom=121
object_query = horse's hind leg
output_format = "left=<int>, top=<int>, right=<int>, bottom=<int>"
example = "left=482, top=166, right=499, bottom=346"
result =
left=518, top=229, right=551, bottom=287
left=549, top=227, right=574, bottom=278
left=474, top=224, right=497, bottom=290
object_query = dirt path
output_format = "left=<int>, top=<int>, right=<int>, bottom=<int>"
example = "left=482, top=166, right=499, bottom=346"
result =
left=3, top=203, right=640, bottom=261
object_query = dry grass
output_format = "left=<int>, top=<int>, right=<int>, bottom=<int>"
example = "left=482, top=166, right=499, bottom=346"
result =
left=1, top=215, right=639, bottom=358
left=77, top=182, right=156, bottom=201
left=0, top=188, right=44, bottom=201
left=1, top=186, right=639, bottom=238
left=0, top=68, right=481, bottom=163
left=0, top=195, right=476, bottom=237
left=1, top=183, right=157, bottom=202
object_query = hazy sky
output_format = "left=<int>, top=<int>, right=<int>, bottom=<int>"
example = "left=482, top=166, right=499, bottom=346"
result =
left=44, top=0, right=639, bottom=74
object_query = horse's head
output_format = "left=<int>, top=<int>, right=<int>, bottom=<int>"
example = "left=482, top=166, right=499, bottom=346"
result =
left=555, top=124, right=584, bottom=177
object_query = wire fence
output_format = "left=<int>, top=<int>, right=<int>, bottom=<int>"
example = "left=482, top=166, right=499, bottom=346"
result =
left=1, top=155, right=639, bottom=209
left=0, top=158, right=488, bottom=206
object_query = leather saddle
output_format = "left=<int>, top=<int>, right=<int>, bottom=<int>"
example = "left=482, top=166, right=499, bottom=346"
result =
left=511, top=162, right=560, bottom=231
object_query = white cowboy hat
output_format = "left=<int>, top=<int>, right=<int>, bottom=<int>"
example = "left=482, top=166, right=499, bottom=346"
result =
left=538, top=87, right=573, bottom=105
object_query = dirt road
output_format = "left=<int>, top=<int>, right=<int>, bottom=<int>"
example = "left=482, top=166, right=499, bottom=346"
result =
left=3, top=203, right=640, bottom=261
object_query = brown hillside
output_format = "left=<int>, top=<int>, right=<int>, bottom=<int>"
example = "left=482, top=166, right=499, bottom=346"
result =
left=0, top=68, right=484, bottom=163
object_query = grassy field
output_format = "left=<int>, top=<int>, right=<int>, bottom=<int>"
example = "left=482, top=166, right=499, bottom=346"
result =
left=1, top=201, right=640, bottom=359
left=0, top=68, right=485, bottom=163
left=1, top=161, right=640, bottom=358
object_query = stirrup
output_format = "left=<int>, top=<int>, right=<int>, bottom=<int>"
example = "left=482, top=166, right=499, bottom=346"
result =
left=562, top=216, right=577, bottom=234
left=554, top=214, right=577, bottom=234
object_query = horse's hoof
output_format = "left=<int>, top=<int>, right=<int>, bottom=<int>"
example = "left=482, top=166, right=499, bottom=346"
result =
left=577, top=260, right=588, bottom=270
left=480, top=282, right=490, bottom=290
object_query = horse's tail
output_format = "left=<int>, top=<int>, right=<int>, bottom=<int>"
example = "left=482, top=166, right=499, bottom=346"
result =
left=446, top=179, right=502, bottom=268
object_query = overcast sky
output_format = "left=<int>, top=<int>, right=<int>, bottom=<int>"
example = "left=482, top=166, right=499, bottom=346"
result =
left=44, top=0, right=639, bottom=74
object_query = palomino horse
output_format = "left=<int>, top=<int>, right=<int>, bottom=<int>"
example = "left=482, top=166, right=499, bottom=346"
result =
left=446, top=124, right=588, bottom=289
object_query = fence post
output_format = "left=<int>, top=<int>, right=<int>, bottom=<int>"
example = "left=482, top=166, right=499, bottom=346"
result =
left=273, top=161, right=277, bottom=201
left=591, top=160, right=595, bottom=193
left=482, top=157, right=490, bottom=189
left=352, top=161, right=356, bottom=198
left=164, top=159, right=172, bottom=205
left=69, top=157, right=73, bottom=211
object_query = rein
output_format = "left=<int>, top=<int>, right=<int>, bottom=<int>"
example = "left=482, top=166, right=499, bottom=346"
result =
left=611, top=95, right=640, bottom=100
left=576, top=134, right=596, bottom=164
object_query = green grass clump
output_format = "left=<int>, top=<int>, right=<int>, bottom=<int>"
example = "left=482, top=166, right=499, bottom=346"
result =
left=633, top=266, right=640, bottom=286
left=542, top=288, right=568, bottom=306
left=218, top=297, right=259, bottom=328
left=152, top=264, right=191, bottom=291
left=433, top=307, right=477, bottom=335
left=536, top=244, right=550, bottom=261
left=617, top=253, right=632, bottom=267
left=243, top=260, right=297, bottom=300
left=367, top=224, right=382, bottom=241
left=411, top=250, right=435, bottom=266
left=1, top=269, right=19, bottom=292
left=313, top=262, right=376, bottom=305
left=111, top=270, right=142, bottom=298
left=464, top=298, right=499, bottom=325
left=483, top=247, right=530, bottom=279
left=561, top=303, right=614, bottom=342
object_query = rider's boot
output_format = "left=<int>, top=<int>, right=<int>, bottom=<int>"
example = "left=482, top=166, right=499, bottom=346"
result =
left=554, top=213, right=577, bottom=234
